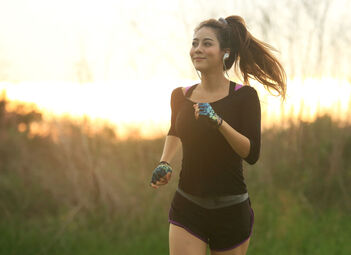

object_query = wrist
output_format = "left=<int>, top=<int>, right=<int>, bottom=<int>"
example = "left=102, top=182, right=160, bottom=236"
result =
left=159, top=160, right=171, bottom=166
left=217, top=116, right=223, bottom=128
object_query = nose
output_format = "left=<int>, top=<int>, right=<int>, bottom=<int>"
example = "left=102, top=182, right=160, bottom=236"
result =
left=194, top=44, right=202, bottom=53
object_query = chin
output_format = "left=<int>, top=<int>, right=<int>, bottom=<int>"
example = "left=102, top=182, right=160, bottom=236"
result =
left=194, top=66, right=208, bottom=73
left=193, top=64, right=206, bottom=71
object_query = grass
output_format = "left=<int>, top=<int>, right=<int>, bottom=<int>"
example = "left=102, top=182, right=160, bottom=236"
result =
left=0, top=96, right=350, bottom=254
left=0, top=195, right=350, bottom=255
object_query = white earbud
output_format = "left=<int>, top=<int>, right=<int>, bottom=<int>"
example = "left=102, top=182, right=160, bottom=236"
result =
left=223, top=53, right=229, bottom=60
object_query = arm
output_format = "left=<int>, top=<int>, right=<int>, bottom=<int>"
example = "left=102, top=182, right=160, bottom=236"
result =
left=194, top=102, right=251, bottom=158
left=192, top=87, right=260, bottom=164
left=150, top=135, right=181, bottom=189
left=218, top=87, right=261, bottom=165
left=163, top=87, right=182, bottom=164
left=150, top=88, right=182, bottom=189
left=160, top=135, right=181, bottom=165
left=218, top=120, right=251, bottom=159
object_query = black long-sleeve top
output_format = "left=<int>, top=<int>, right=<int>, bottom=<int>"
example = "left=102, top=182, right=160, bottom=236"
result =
left=167, top=80, right=261, bottom=197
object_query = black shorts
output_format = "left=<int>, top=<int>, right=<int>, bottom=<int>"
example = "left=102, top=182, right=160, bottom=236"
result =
left=168, top=190, right=255, bottom=251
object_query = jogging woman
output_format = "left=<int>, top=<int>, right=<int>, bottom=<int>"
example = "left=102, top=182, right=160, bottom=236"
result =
left=150, top=15, right=286, bottom=255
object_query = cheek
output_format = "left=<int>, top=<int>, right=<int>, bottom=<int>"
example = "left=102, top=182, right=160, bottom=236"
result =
left=189, top=48, right=195, bottom=57
left=207, top=51, right=221, bottom=62
left=207, top=47, right=220, bottom=57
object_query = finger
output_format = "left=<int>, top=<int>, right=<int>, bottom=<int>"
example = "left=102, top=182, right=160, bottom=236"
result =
left=151, top=175, right=159, bottom=185
left=150, top=182, right=159, bottom=189
left=159, top=177, right=168, bottom=184
left=158, top=178, right=166, bottom=184
left=157, top=180, right=166, bottom=186
left=166, top=172, right=171, bottom=181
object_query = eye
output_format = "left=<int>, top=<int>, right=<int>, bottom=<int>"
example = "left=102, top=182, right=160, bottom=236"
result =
left=192, top=42, right=211, bottom=47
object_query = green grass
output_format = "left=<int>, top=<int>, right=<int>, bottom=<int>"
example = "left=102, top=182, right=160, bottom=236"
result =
left=0, top=201, right=350, bottom=255
left=0, top=97, right=351, bottom=254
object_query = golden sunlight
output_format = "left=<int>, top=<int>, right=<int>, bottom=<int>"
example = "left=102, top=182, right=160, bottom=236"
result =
left=1, top=77, right=350, bottom=140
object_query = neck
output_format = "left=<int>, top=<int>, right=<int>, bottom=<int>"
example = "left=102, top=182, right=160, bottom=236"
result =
left=198, top=68, right=229, bottom=92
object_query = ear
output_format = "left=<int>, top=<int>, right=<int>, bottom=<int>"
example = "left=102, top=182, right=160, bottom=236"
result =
left=222, top=48, right=230, bottom=56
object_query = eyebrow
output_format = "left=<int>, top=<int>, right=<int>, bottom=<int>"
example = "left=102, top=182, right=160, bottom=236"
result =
left=192, top=38, right=214, bottom=41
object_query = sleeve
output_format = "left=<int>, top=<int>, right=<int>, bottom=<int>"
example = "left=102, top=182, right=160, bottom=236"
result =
left=167, top=87, right=181, bottom=138
left=238, top=87, right=261, bottom=165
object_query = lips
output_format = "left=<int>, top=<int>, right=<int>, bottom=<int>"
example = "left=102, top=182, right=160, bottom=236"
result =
left=194, top=57, right=206, bottom=60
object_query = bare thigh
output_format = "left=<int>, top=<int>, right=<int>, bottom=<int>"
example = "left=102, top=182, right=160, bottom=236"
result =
left=169, top=223, right=208, bottom=255
left=210, top=237, right=251, bottom=255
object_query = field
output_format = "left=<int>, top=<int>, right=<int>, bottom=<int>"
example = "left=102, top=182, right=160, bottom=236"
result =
left=1, top=97, right=350, bottom=254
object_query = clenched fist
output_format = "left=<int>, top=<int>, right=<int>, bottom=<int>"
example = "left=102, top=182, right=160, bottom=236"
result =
left=193, top=103, right=223, bottom=129
left=149, top=161, right=172, bottom=189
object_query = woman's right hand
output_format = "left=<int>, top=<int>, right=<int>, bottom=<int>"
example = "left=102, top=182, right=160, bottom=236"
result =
left=149, top=161, right=172, bottom=189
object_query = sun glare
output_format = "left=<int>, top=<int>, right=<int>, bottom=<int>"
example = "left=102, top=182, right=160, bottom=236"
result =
left=1, top=77, right=350, bottom=140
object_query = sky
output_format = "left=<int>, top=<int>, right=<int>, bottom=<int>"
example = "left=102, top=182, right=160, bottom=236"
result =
left=1, top=0, right=350, bottom=82
left=0, top=0, right=350, bottom=139
left=0, top=0, right=182, bottom=82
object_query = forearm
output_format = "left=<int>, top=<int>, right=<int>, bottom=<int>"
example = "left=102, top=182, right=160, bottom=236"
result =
left=218, top=119, right=250, bottom=158
left=160, top=135, right=181, bottom=164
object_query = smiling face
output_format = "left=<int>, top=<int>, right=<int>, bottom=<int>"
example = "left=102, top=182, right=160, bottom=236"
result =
left=190, top=26, right=227, bottom=73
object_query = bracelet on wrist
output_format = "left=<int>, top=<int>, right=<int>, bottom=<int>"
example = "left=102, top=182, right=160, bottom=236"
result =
left=218, top=117, right=223, bottom=127
left=159, top=161, right=171, bottom=166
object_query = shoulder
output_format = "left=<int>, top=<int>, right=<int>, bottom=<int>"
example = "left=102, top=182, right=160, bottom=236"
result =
left=171, top=86, right=189, bottom=98
left=181, top=87, right=187, bottom=96
left=238, top=85, right=259, bottom=99
left=170, top=86, right=184, bottom=98
left=169, top=86, right=187, bottom=107
left=232, top=85, right=260, bottom=108
left=239, top=85, right=258, bottom=94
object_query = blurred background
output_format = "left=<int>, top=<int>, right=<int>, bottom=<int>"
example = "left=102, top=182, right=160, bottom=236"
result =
left=0, top=0, right=350, bottom=254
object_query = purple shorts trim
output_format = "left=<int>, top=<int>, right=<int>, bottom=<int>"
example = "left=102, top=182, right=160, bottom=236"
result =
left=168, top=191, right=254, bottom=251
left=168, top=207, right=209, bottom=244
left=168, top=208, right=208, bottom=244
left=168, top=219, right=210, bottom=244
left=210, top=206, right=255, bottom=251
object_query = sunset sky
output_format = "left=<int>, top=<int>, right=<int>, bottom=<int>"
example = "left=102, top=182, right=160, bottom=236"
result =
left=0, top=0, right=350, bottom=139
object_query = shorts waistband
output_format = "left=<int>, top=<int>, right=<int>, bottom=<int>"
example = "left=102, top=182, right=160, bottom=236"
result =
left=176, top=187, right=249, bottom=209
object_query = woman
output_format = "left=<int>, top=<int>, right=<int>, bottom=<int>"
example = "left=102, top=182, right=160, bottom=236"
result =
left=150, top=15, right=286, bottom=255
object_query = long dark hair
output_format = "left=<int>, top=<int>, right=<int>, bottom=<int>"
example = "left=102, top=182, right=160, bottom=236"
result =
left=194, top=15, right=287, bottom=102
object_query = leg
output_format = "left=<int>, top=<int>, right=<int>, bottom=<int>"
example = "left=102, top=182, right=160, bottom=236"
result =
left=209, top=199, right=254, bottom=255
left=169, top=223, right=208, bottom=255
left=240, top=236, right=250, bottom=255
left=210, top=237, right=251, bottom=255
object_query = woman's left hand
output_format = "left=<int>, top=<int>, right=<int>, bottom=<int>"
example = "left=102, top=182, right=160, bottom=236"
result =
left=193, top=103, right=223, bottom=129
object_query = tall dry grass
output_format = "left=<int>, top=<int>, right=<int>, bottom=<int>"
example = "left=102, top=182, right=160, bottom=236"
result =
left=0, top=93, right=350, bottom=232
